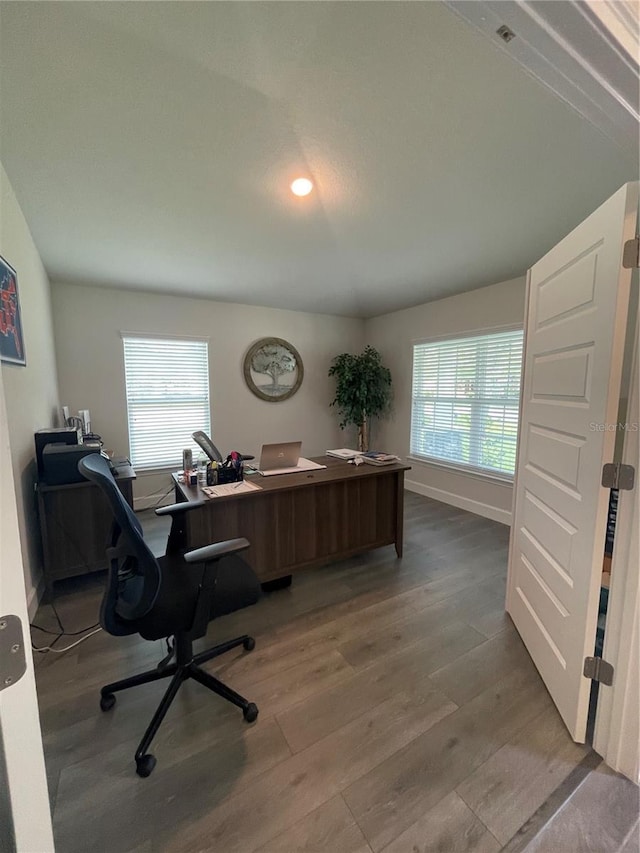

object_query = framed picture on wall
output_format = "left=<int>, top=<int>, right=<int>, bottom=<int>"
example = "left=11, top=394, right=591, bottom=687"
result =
left=0, top=256, right=26, bottom=366
left=243, top=337, right=303, bottom=402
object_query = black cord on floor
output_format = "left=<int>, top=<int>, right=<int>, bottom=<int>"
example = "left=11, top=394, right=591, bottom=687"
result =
left=31, top=626, right=102, bottom=654
left=30, top=621, right=100, bottom=637
left=152, top=485, right=174, bottom=509
left=30, top=594, right=99, bottom=640
left=31, top=598, right=101, bottom=654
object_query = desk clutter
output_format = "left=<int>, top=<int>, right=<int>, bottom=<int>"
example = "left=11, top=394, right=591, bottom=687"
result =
left=179, top=450, right=245, bottom=486
left=326, top=448, right=401, bottom=466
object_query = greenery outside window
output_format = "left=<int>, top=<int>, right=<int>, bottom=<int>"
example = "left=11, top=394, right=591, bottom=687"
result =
left=410, top=329, right=523, bottom=477
left=122, top=335, right=211, bottom=470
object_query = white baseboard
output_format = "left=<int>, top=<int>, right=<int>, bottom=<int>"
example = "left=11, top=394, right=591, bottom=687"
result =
left=26, top=574, right=45, bottom=621
left=405, top=478, right=512, bottom=526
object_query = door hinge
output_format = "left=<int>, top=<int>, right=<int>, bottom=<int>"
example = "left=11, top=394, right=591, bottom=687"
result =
left=623, top=236, right=640, bottom=269
left=583, top=656, right=614, bottom=686
left=0, top=615, right=27, bottom=692
left=602, top=463, right=635, bottom=490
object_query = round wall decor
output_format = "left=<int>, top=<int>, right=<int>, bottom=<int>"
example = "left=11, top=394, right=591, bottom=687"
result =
left=243, top=337, right=304, bottom=402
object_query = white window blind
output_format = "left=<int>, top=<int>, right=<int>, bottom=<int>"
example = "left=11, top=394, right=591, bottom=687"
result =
left=411, top=329, right=523, bottom=477
left=123, top=336, right=211, bottom=470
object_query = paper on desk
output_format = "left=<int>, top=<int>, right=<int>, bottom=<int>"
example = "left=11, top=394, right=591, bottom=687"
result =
left=202, top=481, right=262, bottom=498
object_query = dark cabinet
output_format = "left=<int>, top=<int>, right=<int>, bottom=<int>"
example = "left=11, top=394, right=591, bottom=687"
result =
left=37, top=465, right=135, bottom=595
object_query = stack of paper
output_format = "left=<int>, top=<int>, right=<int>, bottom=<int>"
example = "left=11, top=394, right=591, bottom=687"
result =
left=326, top=448, right=359, bottom=460
left=202, top=481, right=262, bottom=498
left=360, top=452, right=401, bottom=466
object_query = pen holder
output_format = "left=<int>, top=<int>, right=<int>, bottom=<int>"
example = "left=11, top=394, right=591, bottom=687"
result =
left=216, top=463, right=243, bottom=485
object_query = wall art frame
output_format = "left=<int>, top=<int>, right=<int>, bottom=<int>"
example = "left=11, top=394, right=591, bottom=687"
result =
left=0, top=255, right=26, bottom=366
left=243, top=337, right=303, bottom=402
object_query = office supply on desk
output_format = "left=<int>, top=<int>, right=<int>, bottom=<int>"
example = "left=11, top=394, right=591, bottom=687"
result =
left=213, top=451, right=244, bottom=483
left=255, top=441, right=327, bottom=475
left=41, top=443, right=99, bottom=485
left=203, top=480, right=262, bottom=498
left=79, top=453, right=261, bottom=778
left=34, top=426, right=81, bottom=477
left=326, top=448, right=359, bottom=460
left=259, top=457, right=327, bottom=476
left=258, top=440, right=302, bottom=472
left=360, top=452, right=401, bottom=466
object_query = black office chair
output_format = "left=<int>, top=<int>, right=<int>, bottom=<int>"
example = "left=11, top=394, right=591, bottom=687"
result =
left=78, top=454, right=262, bottom=777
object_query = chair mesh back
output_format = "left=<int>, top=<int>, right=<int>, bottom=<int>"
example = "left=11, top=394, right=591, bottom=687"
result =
left=78, top=454, right=160, bottom=634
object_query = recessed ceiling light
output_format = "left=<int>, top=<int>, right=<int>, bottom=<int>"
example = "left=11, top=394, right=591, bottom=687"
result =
left=290, top=178, right=313, bottom=197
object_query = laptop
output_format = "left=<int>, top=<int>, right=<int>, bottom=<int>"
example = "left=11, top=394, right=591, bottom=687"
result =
left=258, top=441, right=302, bottom=474
left=255, top=441, right=328, bottom=476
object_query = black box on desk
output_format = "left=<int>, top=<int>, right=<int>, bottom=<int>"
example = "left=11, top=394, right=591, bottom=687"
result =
left=215, top=466, right=243, bottom=485
left=41, top=444, right=98, bottom=485
left=34, top=427, right=81, bottom=478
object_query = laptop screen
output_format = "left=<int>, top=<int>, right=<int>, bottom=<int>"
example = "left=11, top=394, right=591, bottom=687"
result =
left=259, top=441, right=302, bottom=471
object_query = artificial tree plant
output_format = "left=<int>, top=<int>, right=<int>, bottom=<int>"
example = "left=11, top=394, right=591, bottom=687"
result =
left=328, top=345, right=392, bottom=452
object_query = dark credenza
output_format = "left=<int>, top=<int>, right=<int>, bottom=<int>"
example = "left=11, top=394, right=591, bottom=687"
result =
left=37, top=464, right=136, bottom=596
left=172, top=456, right=410, bottom=584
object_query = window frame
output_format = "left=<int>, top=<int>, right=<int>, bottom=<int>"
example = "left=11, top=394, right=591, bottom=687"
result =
left=121, top=331, right=211, bottom=472
left=409, top=324, right=524, bottom=482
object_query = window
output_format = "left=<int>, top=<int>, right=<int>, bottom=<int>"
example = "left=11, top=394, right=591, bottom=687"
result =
left=122, top=335, right=211, bottom=470
left=410, top=329, right=523, bottom=477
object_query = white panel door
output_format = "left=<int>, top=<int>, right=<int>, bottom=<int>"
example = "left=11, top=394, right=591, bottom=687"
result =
left=0, top=366, right=54, bottom=850
left=507, top=182, right=638, bottom=742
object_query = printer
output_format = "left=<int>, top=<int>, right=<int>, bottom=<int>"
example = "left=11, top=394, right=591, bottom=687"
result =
left=34, top=427, right=81, bottom=479
left=40, top=444, right=99, bottom=485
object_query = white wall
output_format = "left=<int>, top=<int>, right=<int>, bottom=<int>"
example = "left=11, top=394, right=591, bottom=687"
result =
left=51, top=282, right=364, bottom=507
left=51, top=278, right=526, bottom=520
left=0, top=164, right=60, bottom=611
left=365, top=277, right=526, bottom=524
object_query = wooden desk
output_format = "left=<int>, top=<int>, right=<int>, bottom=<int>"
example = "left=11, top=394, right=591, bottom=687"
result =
left=173, top=456, right=410, bottom=584
left=37, top=463, right=136, bottom=595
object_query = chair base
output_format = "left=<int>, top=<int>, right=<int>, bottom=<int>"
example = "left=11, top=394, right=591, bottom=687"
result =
left=100, top=632, right=258, bottom=777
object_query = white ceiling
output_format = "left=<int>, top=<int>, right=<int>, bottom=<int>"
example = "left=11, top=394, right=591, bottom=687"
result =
left=0, top=1, right=636, bottom=318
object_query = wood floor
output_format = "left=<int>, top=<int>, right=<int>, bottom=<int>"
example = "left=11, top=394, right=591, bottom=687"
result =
left=32, top=492, right=638, bottom=852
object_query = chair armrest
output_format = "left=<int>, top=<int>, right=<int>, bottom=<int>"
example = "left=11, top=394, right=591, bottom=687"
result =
left=155, top=500, right=205, bottom=517
left=184, top=537, right=250, bottom=564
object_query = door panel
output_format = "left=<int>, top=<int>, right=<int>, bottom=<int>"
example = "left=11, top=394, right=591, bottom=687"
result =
left=0, top=369, right=54, bottom=850
left=507, top=182, right=638, bottom=741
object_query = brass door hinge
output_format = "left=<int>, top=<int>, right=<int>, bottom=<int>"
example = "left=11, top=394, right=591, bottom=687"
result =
left=584, top=656, right=614, bottom=686
left=623, top=236, right=639, bottom=269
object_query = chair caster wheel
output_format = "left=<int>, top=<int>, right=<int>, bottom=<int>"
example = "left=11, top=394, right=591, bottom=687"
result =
left=136, top=754, right=156, bottom=778
left=243, top=637, right=256, bottom=652
left=243, top=703, right=259, bottom=723
left=100, top=693, right=116, bottom=712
